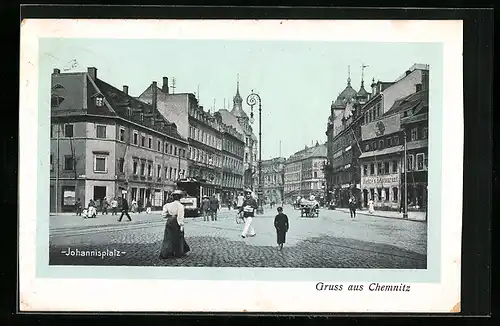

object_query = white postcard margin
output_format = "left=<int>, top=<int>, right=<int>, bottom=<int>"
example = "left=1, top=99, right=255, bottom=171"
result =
left=19, top=19, right=463, bottom=313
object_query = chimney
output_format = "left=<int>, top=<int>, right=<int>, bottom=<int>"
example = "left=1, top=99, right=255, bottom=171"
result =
left=415, top=83, right=422, bottom=92
left=162, top=77, right=169, bottom=94
left=52, top=68, right=60, bottom=75
left=87, top=67, right=97, bottom=79
left=123, top=85, right=129, bottom=95
left=371, top=79, right=377, bottom=95
left=152, top=81, right=157, bottom=111
left=422, top=70, right=429, bottom=90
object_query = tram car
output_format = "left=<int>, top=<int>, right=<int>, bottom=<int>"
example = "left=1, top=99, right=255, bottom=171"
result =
left=175, top=178, right=218, bottom=217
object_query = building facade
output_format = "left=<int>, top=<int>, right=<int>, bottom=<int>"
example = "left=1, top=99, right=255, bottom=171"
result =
left=214, top=111, right=245, bottom=205
left=325, top=72, right=370, bottom=208
left=260, top=157, right=286, bottom=205
left=138, top=79, right=224, bottom=197
left=325, top=63, right=430, bottom=208
left=50, top=67, right=188, bottom=213
left=359, top=69, right=429, bottom=211
left=284, top=142, right=327, bottom=203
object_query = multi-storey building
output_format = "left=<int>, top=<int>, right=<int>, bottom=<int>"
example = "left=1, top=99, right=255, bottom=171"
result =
left=229, top=77, right=258, bottom=190
left=214, top=110, right=245, bottom=205
left=359, top=78, right=428, bottom=211
left=261, top=157, right=286, bottom=205
left=284, top=142, right=327, bottom=203
left=50, top=67, right=188, bottom=213
left=325, top=72, right=370, bottom=207
left=138, top=78, right=223, bottom=197
left=325, top=63, right=430, bottom=208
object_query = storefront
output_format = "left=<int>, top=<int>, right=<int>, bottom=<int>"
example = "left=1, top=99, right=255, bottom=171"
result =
left=361, top=173, right=400, bottom=210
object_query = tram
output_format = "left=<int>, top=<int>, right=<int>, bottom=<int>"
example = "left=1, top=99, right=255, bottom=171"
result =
left=175, top=178, right=218, bottom=217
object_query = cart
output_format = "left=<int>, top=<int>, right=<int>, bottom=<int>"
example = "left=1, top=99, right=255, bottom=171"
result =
left=300, top=200, right=320, bottom=217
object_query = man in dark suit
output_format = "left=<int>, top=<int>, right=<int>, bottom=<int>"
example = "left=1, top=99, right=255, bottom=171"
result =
left=118, top=197, right=132, bottom=222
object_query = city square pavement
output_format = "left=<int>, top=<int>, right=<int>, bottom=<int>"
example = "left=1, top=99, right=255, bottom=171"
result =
left=49, top=205, right=427, bottom=268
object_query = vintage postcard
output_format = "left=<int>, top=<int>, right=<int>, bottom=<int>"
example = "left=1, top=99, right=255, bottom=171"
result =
left=19, top=19, right=463, bottom=313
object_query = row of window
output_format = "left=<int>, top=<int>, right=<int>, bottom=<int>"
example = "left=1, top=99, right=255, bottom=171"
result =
left=363, top=102, right=383, bottom=125
left=332, top=131, right=359, bottom=154
left=284, top=181, right=323, bottom=191
left=189, top=107, right=220, bottom=130
left=365, top=187, right=399, bottom=202
left=188, top=146, right=222, bottom=167
left=361, top=153, right=427, bottom=176
left=51, top=154, right=108, bottom=173
left=52, top=123, right=187, bottom=159
left=363, top=126, right=428, bottom=152
left=130, top=159, right=186, bottom=181
left=285, top=164, right=302, bottom=173
left=189, top=125, right=222, bottom=150
left=129, top=129, right=186, bottom=158
left=221, top=174, right=243, bottom=189
left=223, top=139, right=245, bottom=158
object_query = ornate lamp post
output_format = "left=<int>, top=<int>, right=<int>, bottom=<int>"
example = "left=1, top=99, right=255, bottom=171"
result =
left=247, top=90, right=264, bottom=214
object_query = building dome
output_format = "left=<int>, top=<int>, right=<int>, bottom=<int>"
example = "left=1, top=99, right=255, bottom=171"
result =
left=338, top=84, right=357, bottom=101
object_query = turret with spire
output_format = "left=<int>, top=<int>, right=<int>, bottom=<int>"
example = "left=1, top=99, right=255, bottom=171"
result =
left=356, top=64, right=370, bottom=103
left=230, top=73, right=248, bottom=120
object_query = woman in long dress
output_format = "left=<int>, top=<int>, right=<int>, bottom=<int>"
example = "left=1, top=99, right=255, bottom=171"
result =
left=368, top=198, right=375, bottom=214
left=160, top=190, right=190, bottom=259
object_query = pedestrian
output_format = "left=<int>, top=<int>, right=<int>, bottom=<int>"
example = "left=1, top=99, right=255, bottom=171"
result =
left=349, top=195, right=357, bottom=218
left=368, top=197, right=374, bottom=214
left=75, top=198, right=82, bottom=216
left=146, top=198, right=152, bottom=214
left=87, top=199, right=97, bottom=218
left=240, top=189, right=258, bottom=238
left=274, top=206, right=289, bottom=251
left=102, top=197, right=109, bottom=215
left=111, top=197, right=118, bottom=215
left=201, top=196, right=210, bottom=221
left=209, top=195, right=219, bottom=221
left=118, top=197, right=132, bottom=222
left=160, top=190, right=190, bottom=259
left=131, top=199, right=137, bottom=213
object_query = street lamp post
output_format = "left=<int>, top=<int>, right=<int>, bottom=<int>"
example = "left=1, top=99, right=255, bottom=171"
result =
left=247, top=90, right=264, bottom=215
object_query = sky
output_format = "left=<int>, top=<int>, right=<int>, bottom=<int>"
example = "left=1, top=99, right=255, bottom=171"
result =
left=40, top=38, right=441, bottom=159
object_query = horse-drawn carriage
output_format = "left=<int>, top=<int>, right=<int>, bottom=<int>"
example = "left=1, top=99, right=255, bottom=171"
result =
left=300, top=199, right=320, bottom=217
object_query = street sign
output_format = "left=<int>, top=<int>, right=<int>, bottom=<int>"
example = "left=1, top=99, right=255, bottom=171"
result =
left=122, top=190, right=127, bottom=194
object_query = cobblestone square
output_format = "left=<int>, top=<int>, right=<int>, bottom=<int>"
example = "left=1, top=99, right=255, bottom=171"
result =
left=49, top=205, right=427, bottom=269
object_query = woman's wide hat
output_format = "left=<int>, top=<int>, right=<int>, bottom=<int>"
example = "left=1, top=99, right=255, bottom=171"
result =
left=172, top=190, right=184, bottom=196
left=244, top=188, right=252, bottom=194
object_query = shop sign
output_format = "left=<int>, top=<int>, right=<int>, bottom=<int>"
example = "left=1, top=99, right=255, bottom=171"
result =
left=362, top=174, right=400, bottom=186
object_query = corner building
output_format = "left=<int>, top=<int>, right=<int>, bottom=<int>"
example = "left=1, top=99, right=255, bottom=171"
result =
left=284, top=142, right=327, bottom=203
left=50, top=67, right=188, bottom=213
